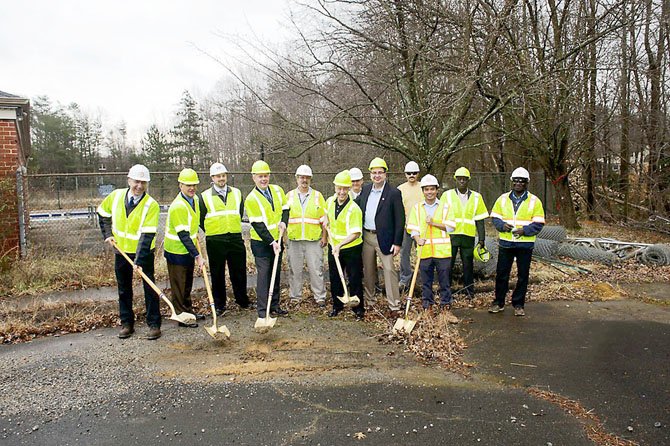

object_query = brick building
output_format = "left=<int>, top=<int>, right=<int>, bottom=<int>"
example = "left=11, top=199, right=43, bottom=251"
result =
left=0, top=90, right=30, bottom=258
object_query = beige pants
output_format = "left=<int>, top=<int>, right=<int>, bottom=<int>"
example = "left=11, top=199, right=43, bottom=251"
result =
left=362, top=231, right=400, bottom=310
left=287, top=239, right=326, bottom=302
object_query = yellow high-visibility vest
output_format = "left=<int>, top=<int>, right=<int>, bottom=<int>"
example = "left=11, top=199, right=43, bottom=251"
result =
left=406, top=201, right=452, bottom=259
left=287, top=188, right=326, bottom=241
left=441, top=189, right=489, bottom=237
left=201, top=186, right=242, bottom=236
left=97, top=188, right=159, bottom=254
left=490, top=191, right=545, bottom=243
left=325, top=195, right=362, bottom=249
left=164, top=193, right=200, bottom=255
left=245, top=185, right=288, bottom=241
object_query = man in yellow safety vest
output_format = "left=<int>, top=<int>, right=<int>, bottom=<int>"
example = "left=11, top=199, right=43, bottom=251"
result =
left=198, top=162, right=249, bottom=316
left=325, top=170, right=365, bottom=320
left=286, top=165, right=327, bottom=306
left=441, top=167, right=489, bottom=302
left=406, top=174, right=457, bottom=322
left=489, top=167, right=545, bottom=316
left=164, top=168, right=205, bottom=328
left=244, top=160, right=290, bottom=318
left=98, top=164, right=161, bottom=340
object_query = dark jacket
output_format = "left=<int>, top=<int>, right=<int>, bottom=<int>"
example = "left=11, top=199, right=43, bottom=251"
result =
left=356, top=182, right=405, bottom=254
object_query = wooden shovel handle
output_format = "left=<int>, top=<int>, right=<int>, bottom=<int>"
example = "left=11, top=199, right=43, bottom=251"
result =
left=110, top=240, right=165, bottom=299
left=325, top=227, right=350, bottom=296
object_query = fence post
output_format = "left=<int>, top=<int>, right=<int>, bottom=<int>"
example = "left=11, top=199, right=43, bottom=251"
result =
left=16, top=166, right=27, bottom=257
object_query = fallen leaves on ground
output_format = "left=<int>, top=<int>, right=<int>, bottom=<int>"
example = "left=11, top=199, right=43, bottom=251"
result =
left=528, top=388, right=639, bottom=446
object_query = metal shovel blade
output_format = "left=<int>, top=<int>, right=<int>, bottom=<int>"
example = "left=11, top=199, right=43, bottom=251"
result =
left=254, top=316, right=277, bottom=331
left=336, top=294, right=350, bottom=305
left=170, top=311, right=197, bottom=324
left=205, top=323, right=231, bottom=339
left=392, top=318, right=417, bottom=334
left=346, top=295, right=360, bottom=307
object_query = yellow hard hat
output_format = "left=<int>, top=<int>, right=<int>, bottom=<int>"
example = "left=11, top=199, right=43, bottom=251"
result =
left=251, top=160, right=271, bottom=174
left=368, top=157, right=388, bottom=171
left=474, top=245, right=491, bottom=262
left=333, top=170, right=352, bottom=187
left=454, top=167, right=471, bottom=179
left=177, top=168, right=200, bottom=185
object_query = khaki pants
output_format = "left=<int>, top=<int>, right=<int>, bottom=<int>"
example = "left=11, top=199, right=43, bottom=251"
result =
left=362, top=231, right=400, bottom=310
left=287, top=239, right=326, bottom=302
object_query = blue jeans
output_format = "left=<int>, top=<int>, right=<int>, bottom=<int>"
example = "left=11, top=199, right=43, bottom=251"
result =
left=419, top=257, right=452, bottom=307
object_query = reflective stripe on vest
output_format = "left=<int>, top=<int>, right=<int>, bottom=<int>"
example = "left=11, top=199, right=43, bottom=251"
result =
left=408, top=202, right=451, bottom=259
left=97, top=188, right=159, bottom=253
left=326, top=196, right=362, bottom=249
left=495, top=192, right=545, bottom=243
left=445, top=189, right=485, bottom=237
left=246, top=185, right=284, bottom=241
left=287, top=188, right=324, bottom=241
left=202, top=187, right=242, bottom=235
left=164, top=195, right=199, bottom=254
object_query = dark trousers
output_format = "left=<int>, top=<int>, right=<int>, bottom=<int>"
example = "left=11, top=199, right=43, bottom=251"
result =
left=328, top=244, right=364, bottom=315
left=255, top=252, right=283, bottom=317
left=167, top=261, right=195, bottom=314
left=450, top=234, right=475, bottom=297
left=206, top=235, right=249, bottom=311
left=115, top=251, right=161, bottom=328
left=420, top=257, right=452, bottom=308
left=494, top=245, right=533, bottom=308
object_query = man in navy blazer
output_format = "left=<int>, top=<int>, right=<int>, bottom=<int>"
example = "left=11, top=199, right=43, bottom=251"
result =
left=356, top=157, right=405, bottom=314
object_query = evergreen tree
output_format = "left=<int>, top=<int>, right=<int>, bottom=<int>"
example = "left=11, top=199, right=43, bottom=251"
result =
left=171, top=90, right=209, bottom=169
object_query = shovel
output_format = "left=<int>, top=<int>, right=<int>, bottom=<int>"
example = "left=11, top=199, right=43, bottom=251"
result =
left=255, top=228, right=284, bottom=330
left=196, top=240, right=230, bottom=339
left=111, top=240, right=196, bottom=324
left=326, top=228, right=360, bottom=307
left=393, top=233, right=426, bottom=334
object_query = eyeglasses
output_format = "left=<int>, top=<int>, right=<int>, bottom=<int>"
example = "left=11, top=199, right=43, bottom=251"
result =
left=406, top=172, right=419, bottom=176
left=511, top=178, right=528, bottom=183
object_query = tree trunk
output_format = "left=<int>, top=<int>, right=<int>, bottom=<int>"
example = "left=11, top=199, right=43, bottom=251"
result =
left=549, top=169, right=580, bottom=229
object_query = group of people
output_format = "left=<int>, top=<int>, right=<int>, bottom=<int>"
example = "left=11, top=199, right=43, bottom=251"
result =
left=98, top=158, right=545, bottom=340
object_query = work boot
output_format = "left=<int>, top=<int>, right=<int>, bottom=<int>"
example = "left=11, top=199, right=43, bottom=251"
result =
left=514, top=307, right=525, bottom=317
left=488, top=304, right=504, bottom=313
left=147, top=326, right=161, bottom=340
left=118, top=325, right=134, bottom=339
left=441, top=308, right=459, bottom=324
left=270, top=308, right=289, bottom=317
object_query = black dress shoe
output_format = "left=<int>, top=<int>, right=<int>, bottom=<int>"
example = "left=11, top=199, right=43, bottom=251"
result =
left=270, top=308, right=289, bottom=317
left=178, top=322, right=199, bottom=328
left=216, top=308, right=227, bottom=317
left=194, top=314, right=206, bottom=320
left=328, top=309, right=342, bottom=318
left=354, top=312, right=365, bottom=321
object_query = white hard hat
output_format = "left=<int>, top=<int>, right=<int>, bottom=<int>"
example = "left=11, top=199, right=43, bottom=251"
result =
left=295, top=164, right=313, bottom=177
left=210, top=162, right=228, bottom=176
left=128, top=164, right=150, bottom=182
left=510, top=167, right=530, bottom=181
left=420, top=174, right=439, bottom=188
left=349, top=167, right=363, bottom=181
left=405, top=161, right=420, bottom=173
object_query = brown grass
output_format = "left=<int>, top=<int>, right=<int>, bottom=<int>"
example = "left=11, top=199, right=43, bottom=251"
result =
left=0, top=300, right=119, bottom=344
left=527, top=388, right=639, bottom=446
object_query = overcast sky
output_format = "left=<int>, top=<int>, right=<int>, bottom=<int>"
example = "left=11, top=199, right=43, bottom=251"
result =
left=1, top=0, right=290, bottom=141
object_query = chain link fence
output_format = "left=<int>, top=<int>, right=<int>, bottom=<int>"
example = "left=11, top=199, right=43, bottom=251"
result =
left=21, top=170, right=554, bottom=254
